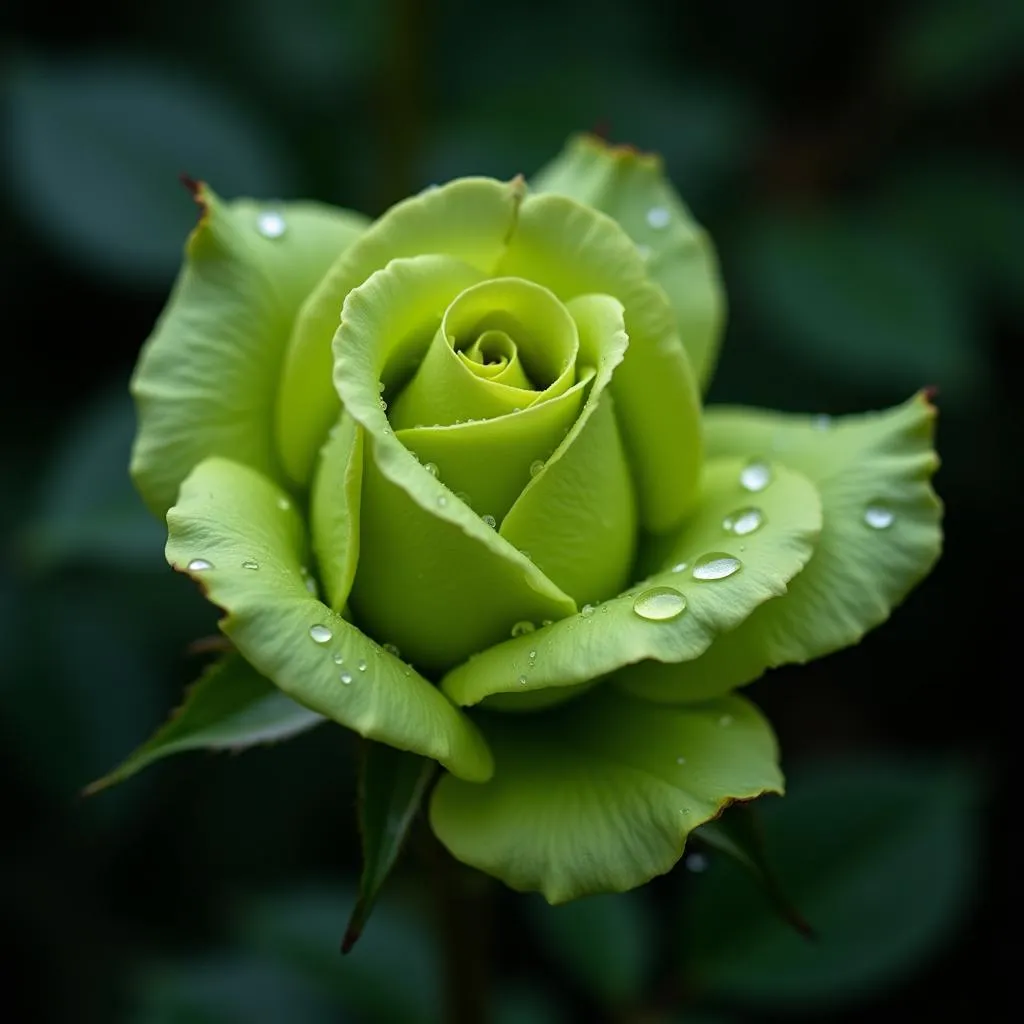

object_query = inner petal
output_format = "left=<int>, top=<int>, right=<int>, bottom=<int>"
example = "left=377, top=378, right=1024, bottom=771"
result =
left=388, top=277, right=578, bottom=430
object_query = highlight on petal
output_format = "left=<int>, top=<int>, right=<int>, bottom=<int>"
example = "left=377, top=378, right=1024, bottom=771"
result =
left=496, top=191, right=703, bottom=531
left=533, top=132, right=726, bottom=390
left=131, top=183, right=367, bottom=514
left=442, top=457, right=821, bottom=709
left=165, top=456, right=494, bottom=782
left=334, top=256, right=578, bottom=674
left=626, top=392, right=942, bottom=699
left=276, top=177, right=526, bottom=484
left=430, top=688, right=783, bottom=903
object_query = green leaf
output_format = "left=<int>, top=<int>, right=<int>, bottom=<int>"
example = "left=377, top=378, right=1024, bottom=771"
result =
left=634, top=394, right=941, bottom=698
left=342, top=743, right=438, bottom=954
left=685, top=758, right=981, bottom=1009
left=532, top=132, right=726, bottom=388
left=430, top=688, right=782, bottom=902
left=736, top=210, right=984, bottom=402
left=445, top=456, right=820, bottom=708
left=237, top=886, right=440, bottom=1024
left=165, top=456, right=493, bottom=782
left=277, top=176, right=526, bottom=484
left=527, top=891, right=654, bottom=1007
left=5, top=56, right=297, bottom=286
left=694, top=802, right=813, bottom=939
left=85, top=653, right=324, bottom=795
left=333, top=254, right=578, bottom=674
left=21, top=385, right=163, bottom=572
left=497, top=191, right=703, bottom=531
left=131, top=183, right=368, bottom=515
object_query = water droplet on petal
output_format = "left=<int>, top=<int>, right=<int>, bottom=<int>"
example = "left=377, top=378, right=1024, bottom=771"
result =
left=437, top=495, right=448, bottom=508
left=340, top=671, right=353, bottom=685
left=241, top=559, right=259, bottom=570
left=482, top=514, right=497, bottom=528
left=541, top=619, right=553, bottom=627
left=528, top=650, right=537, bottom=661
left=187, top=558, right=213, bottom=572
left=692, top=553, right=742, bottom=581
left=646, top=206, right=670, bottom=229
left=723, top=507, right=765, bottom=536
left=740, top=459, right=771, bottom=492
left=581, top=604, right=596, bottom=618
left=309, top=624, right=333, bottom=643
left=633, top=586, right=687, bottom=622
left=256, top=210, right=286, bottom=238
left=685, top=852, right=708, bottom=873
left=332, top=652, right=345, bottom=665
left=377, top=380, right=386, bottom=393
left=864, top=503, right=895, bottom=529
left=425, top=462, right=439, bottom=477
left=719, top=714, right=734, bottom=727
left=670, top=561, right=688, bottom=574
left=383, top=642, right=401, bottom=657
left=455, top=491, right=471, bottom=505
left=529, top=459, right=545, bottom=478
left=517, top=674, right=528, bottom=686
left=379, top=396, right=388, bottom=411
left=277, top=496, right=291, bottom=511
left=511, top=620, right=535, bottom=638
left=357, top=659, right=367, bottom=672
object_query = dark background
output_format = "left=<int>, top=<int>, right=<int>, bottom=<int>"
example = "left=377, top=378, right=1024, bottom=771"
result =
left=1, top=0, right=1019, bottom=1021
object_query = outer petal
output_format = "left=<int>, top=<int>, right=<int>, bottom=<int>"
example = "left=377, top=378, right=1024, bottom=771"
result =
left=131, top=184, right=368, bottom=514
left=165, top=456, right=493, bottom=782
left=621, top=393, right=942, bottom=700
left=430, top=688, right=782, bottom=903
left=496, top=192, right=703, bottom=531
left=276, top=177, right=526, bottom=484
left=533, top=133, right=725, bottom=389
left=442, top=458, right=821, bottom=708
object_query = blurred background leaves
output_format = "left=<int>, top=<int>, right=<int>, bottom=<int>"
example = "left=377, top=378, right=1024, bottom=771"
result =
left=1, top=0, right=1016, bottom=1020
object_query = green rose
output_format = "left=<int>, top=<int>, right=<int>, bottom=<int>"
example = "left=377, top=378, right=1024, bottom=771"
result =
left=102, top=134, right=941, bottom=903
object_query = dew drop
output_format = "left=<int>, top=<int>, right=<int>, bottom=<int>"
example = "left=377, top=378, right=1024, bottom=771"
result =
left=528, top=650, right=537, bottom=661
left=633, top=586, right=687, bottom=622
left=256, top=210, right=286, bottom=238
left=382, top=643, right=401, bottom=658
left=511, top=620, right=536, bottom=638
left=722, top=507, right=765, bottom=536
left=581, top=604, right=596, bottom=618
left=670, top=561, right=689, bottom=574
left=482, top=514, right=497, bottom=528
left=379, top=396, right=388, bottom=411
left=517, top=674, right=528, bottom=686
left=541, top=619, right=553, bottom=627
left=685, top=852, right=708, bottom=873
left=692, top=552, right=742, bottom=581
left=455, top=491, right=471, bottom=505
left=529, top=459, right=545, bottom=478
left=377, top=380, right=386, bottom=393
left=646, top=206, right=671, bottom=229
left=425, top=462, right=439, bottom=477
left=437, top=495, right=448, bottom=508
left=864, top=503, right=895, bottom=530
left=332, top=652, right=345, bottom=665
left=276, top=496, right=291, bottom=511
left=340, top=671, right=353, bottom=685
left=241, top=559, right=259, bottom=570
left=309, top=624, right=333, bottom=643
left=740, top=459, right=771, bottom=492
left=357, top=659, right=368, bottom=672
left=187, top=558, right=213, bottom=572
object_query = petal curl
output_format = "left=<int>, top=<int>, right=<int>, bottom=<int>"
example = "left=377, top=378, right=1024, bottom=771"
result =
left=165, top=456, right=494, bottom=781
